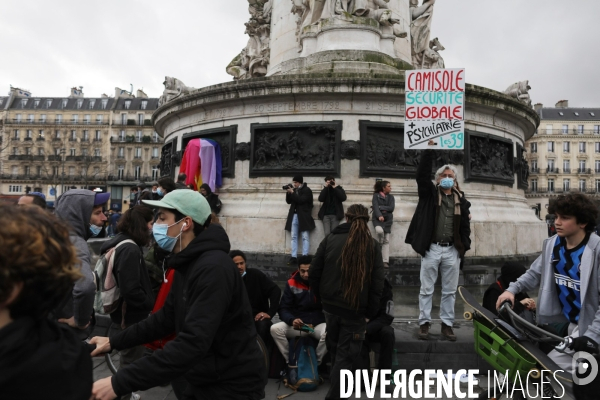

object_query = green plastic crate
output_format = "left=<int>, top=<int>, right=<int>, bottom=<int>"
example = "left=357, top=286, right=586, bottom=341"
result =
left=473, top=316, right=537, bottom=382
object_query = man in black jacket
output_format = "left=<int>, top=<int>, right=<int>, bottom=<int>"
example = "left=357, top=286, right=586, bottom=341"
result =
left=318, top=176, right=347, bottom=236
left=91, top=190, right=266, bottom=400
left=285, top=175, right=315, bottom=265
left=310, top=204, right=384, bottom=400
left=230, top=249, right=282, bottom=347
left=405, top=150, right=471, bottom=341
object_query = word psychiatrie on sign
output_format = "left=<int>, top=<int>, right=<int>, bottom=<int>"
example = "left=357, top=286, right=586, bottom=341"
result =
left=405, top=68, right=466, bottom=150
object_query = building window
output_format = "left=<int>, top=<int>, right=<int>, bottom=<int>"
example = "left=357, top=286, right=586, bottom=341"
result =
left=119, top=130, right=125, bottom=142
left=94, top=148, right=101, bottom=157
left=121, top=114, right=127, bottom=124
left=548, top=159, right=555, bottom=171
left=70, top=148, right=76, bottom=156
left=125, top=100, right=131, bottom=110
left=28, top=114, right=34, bottom=122
left=153, top=132, right=159, bottom=142
left=12, top=147, right=18, bottom=155
left=578, top=125, right=584, bottom=134
left=595, top=125, right=600, bottom=134
left=152, top=148, right=159, bottom=158
left=77, top=99, right=83, bottom=109
left=89, top=100, right=95, bottom=109
left=531, top=160, right=538, bottom=171
left=96, top=115, right=103, bottom=124
left=52, top=166, right=59, bottom=176
left=138, top=114, right=144, bottom=125
left=24, top=166, right=30, bottom=176
left=117, top=165, right=124, bottom=179
left=82, top=148, right=88, bottom=157
left=141, top=100, right=148, bottom=110
left=71, top=130, right=77, bottom=140
left=95, top=130, right=101, bottom=141
left=24, top=147, right=31, bottom=156
left=55, top=130, right=61, bottom=139
left=580, top=179, right=586, bottom=192
left=33, top=99, right=40, bottom=108
left=136, top=131, right=142, bottom=142
left=13, top=130, right=19, bottom=139
left=83, top=130, right=89, bottom=141
left=83, top=114, right=91, bottom=124
left=16, top=114, right=22, bottom=123
left=563, top=141, right=570, bottom=153
left=548, top=179, right=555, bottom=192
left=563, top=160, right=570, bottom=172
left=563, top=179, right=570, bottom=192
left=46, top=99, right=52, bottom=108
left=72, top=114, right=79, bottom=123
left=69, top=166, right=75, bottom=177
left=562, top=124, right=569, bottom=134
left=40, top=114, right=46, bottom=123
left=8, top=185, right=23, bottom=193
left=548, top=142, right=554, bottom=153
left=101, top=99, right=108, bottom=109
left=118, top=147, right=124, bottom=158
left=26, top=130, right=32, bottom=138
left=579, top=160, right=587, bottom=172
left=38, top=147, right=44, bottom=156
left=135, top=147, right=142, bottom=158
left=62, top=99, right=68, bottom=108
left=56, top=114, right=62, bottom=123
left=21, top=99, right=27, bottom=108
left=546, top=125, right=553, bottom=135
left=134, top=166, right=141, bottom=180
left=596, top=160, right=600, bottom=173
left=579, top=142, right=586, bottom=153
left=152, top=166, right=159, bottom=179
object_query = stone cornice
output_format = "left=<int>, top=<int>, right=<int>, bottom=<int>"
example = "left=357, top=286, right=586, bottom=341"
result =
left=153, top=76, right=539, bottom=139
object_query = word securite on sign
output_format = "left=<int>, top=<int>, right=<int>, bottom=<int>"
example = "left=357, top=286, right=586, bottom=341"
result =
left=405, top=68, right=465, bottom=150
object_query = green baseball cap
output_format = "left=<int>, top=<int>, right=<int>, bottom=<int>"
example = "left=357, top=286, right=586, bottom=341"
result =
left=143, top=189, right=211, bottom=225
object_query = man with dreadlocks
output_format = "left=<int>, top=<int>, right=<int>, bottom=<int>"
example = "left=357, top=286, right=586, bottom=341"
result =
left=310, top=204, right=385, bottom=400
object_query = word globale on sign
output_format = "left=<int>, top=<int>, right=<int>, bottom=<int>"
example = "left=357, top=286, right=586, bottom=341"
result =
left=405, top=68, right=466, bottom=150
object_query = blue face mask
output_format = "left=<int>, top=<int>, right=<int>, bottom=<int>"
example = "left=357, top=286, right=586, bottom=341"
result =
left=153, top=219, right=184, bottom=252
left=157, top=188, right=164, bottom=197
left=89, top=224, right=103, bottom=237
left=440, top=177, right=455, bottom=189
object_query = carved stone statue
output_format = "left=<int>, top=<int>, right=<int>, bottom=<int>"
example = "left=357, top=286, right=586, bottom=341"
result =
left=410, top=0, right=444, bottom=69
left=227, top=0, right=273, bottom=80
left=158, top=77, right=195, bottom=107
left=504, top=81, right=533, bottom=107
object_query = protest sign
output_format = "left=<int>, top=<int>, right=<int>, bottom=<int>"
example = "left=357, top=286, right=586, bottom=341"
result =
left=405, top=68, right=465, bottom=150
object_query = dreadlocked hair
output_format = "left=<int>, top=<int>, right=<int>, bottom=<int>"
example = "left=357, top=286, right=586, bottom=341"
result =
left=340, top=204, right=375, bottom=310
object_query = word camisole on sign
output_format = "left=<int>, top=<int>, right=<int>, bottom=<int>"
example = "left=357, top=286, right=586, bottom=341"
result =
left=405, top=69, right=466, bottom=150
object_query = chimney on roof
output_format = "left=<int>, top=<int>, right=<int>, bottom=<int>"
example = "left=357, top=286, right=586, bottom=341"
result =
left=555, top=100, right=569, bottom=108
left=69, top=87, right=84, bottom=98
left=534, top=103, right=543, bottom=112
left=136, top=89, right=148, bottom=99
left=101, top=93, right=108, bottom=98
left=115, top=87, right=134, bottom=99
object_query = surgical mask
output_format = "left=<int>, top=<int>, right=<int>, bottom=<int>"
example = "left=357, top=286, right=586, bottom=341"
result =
left=153, top=219, right=184, bottom=252
left=89, top=224, right=103, bottom=237
left=440, top=177, right=454, bottom=189
left=157, top=188, right=164, bottom=197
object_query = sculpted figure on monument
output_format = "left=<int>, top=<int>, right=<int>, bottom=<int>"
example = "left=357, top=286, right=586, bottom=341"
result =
left=410, top=0, right=445, bottom=69
left=227, top=0, right=273, bottom=80
left=504, top=81, right=533, bottom=107
left=158, top=77, right=195, bottom=106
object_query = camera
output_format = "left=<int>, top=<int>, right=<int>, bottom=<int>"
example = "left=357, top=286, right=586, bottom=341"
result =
left=282, top=184, right=294, bottom=190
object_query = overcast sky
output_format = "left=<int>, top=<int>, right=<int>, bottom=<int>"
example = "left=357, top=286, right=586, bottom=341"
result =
left=1, top=0, right=598, bottom=108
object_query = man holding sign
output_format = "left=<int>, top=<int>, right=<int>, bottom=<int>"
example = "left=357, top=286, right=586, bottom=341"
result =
left=405, top=68, right=465, bottom=150
left=405, top=149, right=471, bottom=341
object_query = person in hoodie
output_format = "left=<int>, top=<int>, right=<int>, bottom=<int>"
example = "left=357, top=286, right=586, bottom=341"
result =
left=0, top=204, right=93, bottom=399
left=270, top=255, right=328, bottom=367
left=310, top=203, right=384, bottom=400
left=199, top=183, right=222, bottom=214
left=54, top=189, right=109, bottom=339
left=100, top=206, right=155, bottom=400
left=90, top=189, right=267, bottom=400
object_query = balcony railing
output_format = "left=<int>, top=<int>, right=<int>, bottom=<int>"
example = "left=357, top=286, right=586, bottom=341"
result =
left=536, top=129, right=600, bottom=135
left=525, top=187, right=600, bottom=195
left=7, top=155, right=45, bottom=161
left=578, top=168, right=592, bottom=174
left=563, top=168, right=571, bottom=173
left=546, top=167, right=559, bottom=173
left=530, top=167, right=540, bottom=173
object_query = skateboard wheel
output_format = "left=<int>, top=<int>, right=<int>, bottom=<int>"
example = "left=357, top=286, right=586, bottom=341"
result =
left=463, top=311, right=473, bottom=320
left=530, top=368, right=541, bottom=379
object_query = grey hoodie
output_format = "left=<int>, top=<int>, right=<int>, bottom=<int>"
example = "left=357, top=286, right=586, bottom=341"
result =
left=508, top=233, right=600, bottom=344
left=54, top=190, right=97, bottom=328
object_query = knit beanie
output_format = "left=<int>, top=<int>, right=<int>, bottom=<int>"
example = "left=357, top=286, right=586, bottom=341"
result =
left=292, top=175, right=303, bottom=184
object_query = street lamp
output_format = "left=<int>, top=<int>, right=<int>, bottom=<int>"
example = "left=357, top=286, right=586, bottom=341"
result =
left=60, top=148, right=66, bottom=196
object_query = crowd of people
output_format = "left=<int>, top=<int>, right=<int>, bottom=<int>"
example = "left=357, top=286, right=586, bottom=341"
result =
left=1, top=149, right=599, bottom=399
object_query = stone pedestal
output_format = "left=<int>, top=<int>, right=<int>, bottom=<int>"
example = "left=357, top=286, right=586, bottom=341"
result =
left=153, top=75, right=543, bottom=268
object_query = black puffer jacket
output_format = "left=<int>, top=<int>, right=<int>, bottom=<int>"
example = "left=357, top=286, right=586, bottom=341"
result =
left=109, top=224, right=266, bottom=399
left=0, top=317, right=92, bottom=399
left=100, top=234, right=155, bottom=326
left=318, top=185, right=347, bottom=220
left=405, top=150, right=471, bottom=257
left=309, top=223, right=385, bottom=320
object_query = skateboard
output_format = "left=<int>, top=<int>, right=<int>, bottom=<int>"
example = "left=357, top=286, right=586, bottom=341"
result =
left=458, top=286, right=572, bottom=385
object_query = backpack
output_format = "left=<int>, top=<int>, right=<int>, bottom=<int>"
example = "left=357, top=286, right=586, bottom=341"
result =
left=93, top=239, right=136, bottom=315
left=283, top=336, right=320, bottom=393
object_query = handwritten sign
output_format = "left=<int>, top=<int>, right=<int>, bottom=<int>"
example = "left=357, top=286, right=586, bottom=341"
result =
left=405, top=68, right=465, bottom=150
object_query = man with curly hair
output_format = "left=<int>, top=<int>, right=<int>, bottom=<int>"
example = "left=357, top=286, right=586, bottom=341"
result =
left=497, top=192, right=600, bottom=397
left=0, top=204, right=93, bottom=399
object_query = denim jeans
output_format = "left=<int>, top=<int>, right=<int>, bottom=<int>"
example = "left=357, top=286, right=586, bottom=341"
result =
left=322, top=215, right=339, bottom=236
left=270, top=321, right=327, bottom=364
left=324, top=311, right=366, bottom=400
left=418, top=243, right=460, bottom=326
left=291, top=213, right=309, bottom=257
left=375, top=226, right=390, bottom=263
